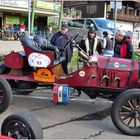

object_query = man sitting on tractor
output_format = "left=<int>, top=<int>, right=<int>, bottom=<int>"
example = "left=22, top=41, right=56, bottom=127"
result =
left=50, top=22, right=73, bottom=75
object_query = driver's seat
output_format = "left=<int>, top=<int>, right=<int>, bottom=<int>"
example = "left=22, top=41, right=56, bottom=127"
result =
left=33, top=35, right=66, bottom=60
left=21, top=36, right=65, bottom=67
left=33, top=35, right=47, bottom=49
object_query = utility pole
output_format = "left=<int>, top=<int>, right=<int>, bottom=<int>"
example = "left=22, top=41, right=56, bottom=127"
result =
left=31, top=0, right=36, bottom=32
left=110, top=0, right=122, bottom=49
left=58, top=0, right=64, bottom=31
left=113, top=0, right=117, bottom=49
left=28, top=0, right=31, bottom=38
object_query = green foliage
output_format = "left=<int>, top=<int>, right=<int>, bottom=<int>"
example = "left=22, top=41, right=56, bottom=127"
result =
left=48, top=22, right=58, bottom=32
left=76, top=10, right=81, bottom=16
left=68, top=50, right=83, bottom=67
left=133, top=51, right=140, bottom=61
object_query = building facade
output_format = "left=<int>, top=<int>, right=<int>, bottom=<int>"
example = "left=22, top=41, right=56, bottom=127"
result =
left=0, top=0, right=60, bottom=31
left=64, top=1, right=140, bottom=32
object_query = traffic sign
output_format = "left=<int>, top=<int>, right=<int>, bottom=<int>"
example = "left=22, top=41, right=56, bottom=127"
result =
left=110, top=0, right=122, bottom=9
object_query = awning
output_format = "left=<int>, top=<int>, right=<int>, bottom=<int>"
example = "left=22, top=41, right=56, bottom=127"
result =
left=0, top=6, right=59, bottom=16
left=35, top=9, right=59, bottom=16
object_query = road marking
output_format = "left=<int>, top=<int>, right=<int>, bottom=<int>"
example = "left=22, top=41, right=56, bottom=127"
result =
left=13, top=95, right=112, bottom=103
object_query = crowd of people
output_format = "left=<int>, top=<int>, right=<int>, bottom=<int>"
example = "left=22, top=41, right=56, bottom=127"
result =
left=0, top=22, right=134, bottom=75
left=50, top=22, right=133, bottom=75
left=0, top=23, right=27, bottom=40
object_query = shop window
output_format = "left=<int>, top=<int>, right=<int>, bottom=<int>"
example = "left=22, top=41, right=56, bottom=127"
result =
left=136, top=10, right=140, bottom=16
left=86, top=5, right=97, bottom=14
left=6, top=16, right=19, bottom=26
left=121, top=6, right=126, bottom=14
left=117, top=6, right=126, bottom=15
left=128, top=8, right=134, bottom=16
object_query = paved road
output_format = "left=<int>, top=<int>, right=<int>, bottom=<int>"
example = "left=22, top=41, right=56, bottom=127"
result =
left=0, top=90, right=138, bottom=139
left=0, top=40, right=140, bottom=139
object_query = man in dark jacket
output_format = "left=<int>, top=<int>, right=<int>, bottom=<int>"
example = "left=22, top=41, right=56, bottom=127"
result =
left=51, top=22, right=73, bottom=74
left=113, top=30, right=133, bottom=59
left=79, top=27, right=104, bottom=56
left=102, top=31, right=113, bottom=56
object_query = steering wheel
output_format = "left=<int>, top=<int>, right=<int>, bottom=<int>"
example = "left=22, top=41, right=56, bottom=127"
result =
left=64, top=33, right=78, bottom=49
left=63, top=33, right=90, bottom=62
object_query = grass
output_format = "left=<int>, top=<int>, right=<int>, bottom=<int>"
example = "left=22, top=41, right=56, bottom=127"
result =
left=68, top=50, right=83, bottom=67
left=68, top=50, right=83, bottom=73
left=133, top=51, right=140, bottom=61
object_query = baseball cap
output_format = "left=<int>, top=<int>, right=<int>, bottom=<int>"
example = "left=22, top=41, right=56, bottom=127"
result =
left=61, top=22, right=68, bottom=29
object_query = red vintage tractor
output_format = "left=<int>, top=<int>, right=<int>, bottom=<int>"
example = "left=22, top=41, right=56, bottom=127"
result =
left=0, top=35, right=140, bottom=136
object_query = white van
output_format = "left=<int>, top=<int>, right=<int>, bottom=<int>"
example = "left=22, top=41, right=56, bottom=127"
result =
left=68, top=18, right=114, bottom=43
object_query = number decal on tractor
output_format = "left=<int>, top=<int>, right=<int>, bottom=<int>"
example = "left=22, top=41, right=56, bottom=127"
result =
left=28, top=53, right=51, bottom=68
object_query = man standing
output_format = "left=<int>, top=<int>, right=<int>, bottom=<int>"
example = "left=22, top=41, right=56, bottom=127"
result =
left=51, top=22, right=73, bottom=75
left=102, top=31, right=113, bottom=56
left=79, top=27, right=104, bottom=56
left=113, top=30, right=133, bottom=59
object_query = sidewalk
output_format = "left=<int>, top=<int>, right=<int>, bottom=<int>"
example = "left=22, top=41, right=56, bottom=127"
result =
left=0, top=40, right=23, bottom=55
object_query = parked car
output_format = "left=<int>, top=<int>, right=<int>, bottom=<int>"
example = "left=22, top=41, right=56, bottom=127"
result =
left=93, top=18, right=117, bottom=34
left=68, top=18, right=115, bottom=43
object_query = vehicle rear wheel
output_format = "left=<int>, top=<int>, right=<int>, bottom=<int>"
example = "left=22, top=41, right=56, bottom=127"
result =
left=0, top=62, right=6, bottom=74
left=111, top=89, right=140, bottom=136
left=0, top=77, right=12, bottom=113
left=1, top=112, right=43, bottom=139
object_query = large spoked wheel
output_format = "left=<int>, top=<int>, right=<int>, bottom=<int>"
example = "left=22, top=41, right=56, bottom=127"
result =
left=0, top=77, right=12, bottom=113
left=1, top=112, right=43, bottom=139
left=111, top=89, right=140, bottom=136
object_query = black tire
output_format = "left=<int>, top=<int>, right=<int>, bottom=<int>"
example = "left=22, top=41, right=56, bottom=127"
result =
left=0, top=62, right=10, bottom=74
left=0, top=77, right=12, bottom=113
left=1, top=112, right=43, bottom=139
left=0, top=62, right=6, bottom=74
left=111, top=89, right=140, bottom=136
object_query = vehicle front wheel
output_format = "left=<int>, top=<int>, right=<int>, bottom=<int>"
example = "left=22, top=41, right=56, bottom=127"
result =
left=111, top=89, right=140, bottom=136
left=1, top=112, right=43, bottom=139
left=0, top=77, right=12, bottom=113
